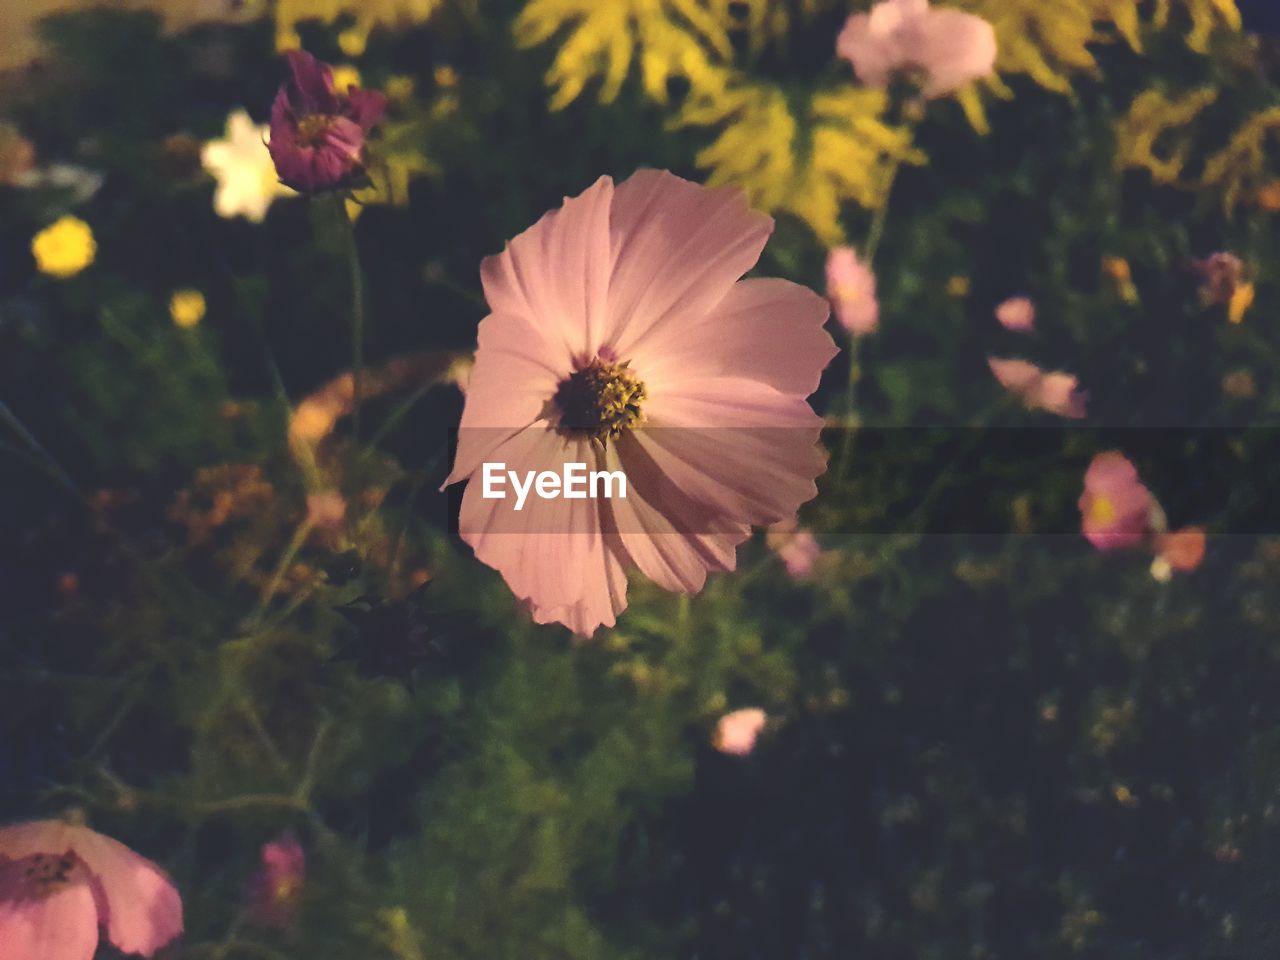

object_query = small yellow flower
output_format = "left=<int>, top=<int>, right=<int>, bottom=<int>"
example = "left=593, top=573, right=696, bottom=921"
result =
left=331, top=65, right=363, bottom=93
left=32, top=216, right=95, bottom=278
left=384, top=75, right=416, bottom=101
left=1228, top=281, right=1255, bottom=324
left=946, top=275, right=970, bottom=298
left=169, top=289, right=206, bottom=328
left=338, top=28, right=368, bottom=58
left=433, top=65, right=459, bottom=89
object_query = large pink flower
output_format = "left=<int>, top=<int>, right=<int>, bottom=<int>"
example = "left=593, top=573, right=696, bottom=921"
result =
left=837, top=0, right=997, bottom=99
left=0, top=818, right=183, bottom=959
left=444, top=171, right=838, bottom=637
left=1078, top=452, right=1156, bottom=551
left=988, top=357, right=1086, bottom=419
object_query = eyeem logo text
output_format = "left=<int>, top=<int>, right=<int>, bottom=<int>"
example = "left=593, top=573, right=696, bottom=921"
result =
left=482, top=462, right=628, bottom=511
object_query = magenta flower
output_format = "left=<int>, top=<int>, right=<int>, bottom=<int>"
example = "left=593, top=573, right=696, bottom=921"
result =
left=837, top=0, right=997, bottom=99
left=247, top=833, right=305, bottom=930
left=987, top=357, right=1086, bottom=418
left=714, top=708, right=768, bottom=756
left=825, top=247, right=879, bottom=336
left=0, top=818, right=183, bottom=959
left=444, top=170, right=838, bottom=637
left=268, top=50, right=386, bottom=193
left=995, top=296, right=1035, bottom=332
left=1078, top=452, right=1156, bottom=551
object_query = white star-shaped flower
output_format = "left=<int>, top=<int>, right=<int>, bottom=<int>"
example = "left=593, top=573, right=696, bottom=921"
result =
left=201, top=109, right=295, bottom=223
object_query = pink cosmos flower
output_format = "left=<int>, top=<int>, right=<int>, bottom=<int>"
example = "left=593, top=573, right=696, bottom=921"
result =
left=766, top=521, right=822, bottom=578
left=836, top=0, right=997, bottom=99
left=825, top=247, right=879, bottom=336
left=987, top=357, right=1086, bottom=418
left=247, top=833, right=305, bottom=930
left=444, top=170, right=838, bottom=637
left=0, top=818, right=183, bottom=959
left=1078, top=452, right=1155, bottom=551
left=714, top=708, right=768, bottom=756
left=1154, top=526, right=1206, bottom=572
left=268, top=50, right=386, bottom=193
left=995, top=296, right=1035, bottom=332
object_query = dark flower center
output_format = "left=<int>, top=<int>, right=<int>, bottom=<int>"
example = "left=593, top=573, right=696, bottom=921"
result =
left=295, top=113, right=337, bottom=147
left=20, top=853, right=81, bottom=899
left=553, top=358, right=646, bottom=443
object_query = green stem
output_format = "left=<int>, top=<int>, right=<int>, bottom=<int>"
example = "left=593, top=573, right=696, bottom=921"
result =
left=337, top=195, right=366, bottom=446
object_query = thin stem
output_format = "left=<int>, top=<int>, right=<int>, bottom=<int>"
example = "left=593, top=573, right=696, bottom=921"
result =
left=248, top=519, right=314, bottom=625
left=337, top=195, right=367, bottom=446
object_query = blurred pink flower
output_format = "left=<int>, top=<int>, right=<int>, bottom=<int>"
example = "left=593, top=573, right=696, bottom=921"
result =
left=444, top=170, right=838, bottom=637
left=987, top=358, right=1086, bottom=418
left=247, top=834, right=305, bottom=930
left=766, top=521, right=821, bottom=578
left=1078, top=452, right=1155, bottom=551
left=995, top=296, right=1035, bottom=332
left=1192, top=252, right=1244, bottom=306
left=714, top=708, right=768, bottom=756
left=825, top=247, right=879, bottom=336
left=0, top=818, right=183, bottom=959
left=268, top=50, right=385, bottom=193
left=836, top=0, right=997, bottom=99
left=1154, top=526, right=1206, bottom=572
left=306, top=491, right=346, bottom=529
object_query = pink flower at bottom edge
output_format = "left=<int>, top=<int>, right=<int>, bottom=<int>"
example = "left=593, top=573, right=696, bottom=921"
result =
left=444, top=170, right=839, bottom=638
left=0, top=819, right=183, bottom=959
left=1078, top=452, right=1156, bottom=551
left=247, top=833, right=306, bottom=930
left=988, top=357, right=1086, bottom=419
left=766, top=522, right=822, bottom=578
left=714, top=708, right=768, bottom=756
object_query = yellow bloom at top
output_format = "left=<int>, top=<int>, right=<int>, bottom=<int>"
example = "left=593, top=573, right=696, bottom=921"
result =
left=32, top=215, right=95, bottom=278
left=169, top=289, right=207, bottom=328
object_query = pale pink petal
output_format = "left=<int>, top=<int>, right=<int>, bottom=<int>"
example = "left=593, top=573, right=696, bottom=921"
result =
left=1079, top=452, right=1155, bottom=550
left=995, top=296, right=1035, bottom=332
left=916, top=7, right=997, bottom=96
left=988, top=357, right=1085, bottom=418
left=604, top=170, right=773, bottom=362
left=825, top=248, right=879, bottom=336
left=479, top=176, right=614, bottom=363
left=457, top=427, right=627, bottom=635
left=714, top=708, right=768, bottom=756
left=836, top=12, right=895, bottom=89
left=445, top=311, right=570, bottom=485
left=630, top=278, right=837, bottom=396
left=0, top=856, right=100, bottom=960
left=637, top=377, right=827, bottom=528
left=68, top=827, right=183, bottom=956
left=603, top=435, right=747, bottom=594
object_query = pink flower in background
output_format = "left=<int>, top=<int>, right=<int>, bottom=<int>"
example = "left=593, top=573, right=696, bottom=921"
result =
left=714, top=708, right=768, bottom=756
left=1078, top=452, right=1155, bottom=551
left=268, top=50, right=385, bottom=193
left=987, top=358, right=1086, bottom=418
left=995, top=296, right=1035, bottom=331
left=0, top=818, right=183, bottom=959
left=306, top=491, right=346, bottom=529
left=1154, top=526, right=1206, bottom=573
left=837, top=0, right=997, bottom=99
left=766, top=521, right=822, bottom=578
left=247, top=834, right=305, bottom=929
left=444, top=170, right=838, bottom=637
left=1192, top=252, right=1244, bottom=306
left=825, top=247, right=879, bottom=336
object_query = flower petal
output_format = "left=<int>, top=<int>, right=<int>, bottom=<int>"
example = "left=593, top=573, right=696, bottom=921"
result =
left=604, top=170, right=773, bottom=362
left=917, top=8, right=997, bottom=97
left=457, top=427, right=627, bottom=636
left=630, top=278, right=837, bottom=397
left=444, top=311, right=571, bottom=485
left=479, top=176, right=615, bottom=363
left=0, top=857, right=100, bottom=960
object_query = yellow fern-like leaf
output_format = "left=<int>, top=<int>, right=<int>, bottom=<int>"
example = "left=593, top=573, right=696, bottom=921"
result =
left=1113, top=86, right=1218, bottom=184
left=273, top=0, right=443, bottom=51
left=1200, top=108, right=1280, bottom=213
left=677, top=81, right=924, bottom=244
